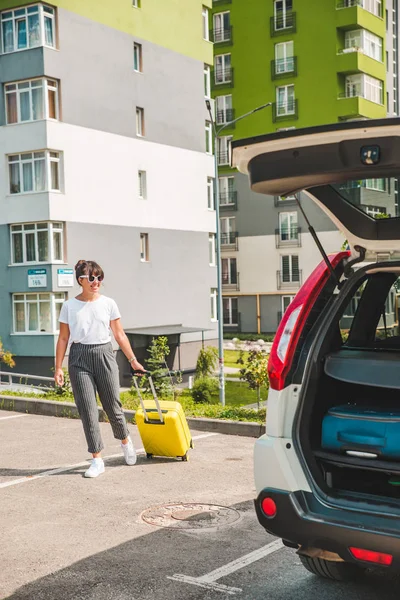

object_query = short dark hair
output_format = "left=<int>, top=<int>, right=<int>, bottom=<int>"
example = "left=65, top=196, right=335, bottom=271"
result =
left=74, top=260, right=104, bottom=285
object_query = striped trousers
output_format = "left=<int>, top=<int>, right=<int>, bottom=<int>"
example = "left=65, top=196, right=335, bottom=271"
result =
left=69, top=342, right=129, bottom=454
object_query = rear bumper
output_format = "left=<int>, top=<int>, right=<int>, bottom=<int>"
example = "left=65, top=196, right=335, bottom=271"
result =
left=255, top=489, right=400, bottom=568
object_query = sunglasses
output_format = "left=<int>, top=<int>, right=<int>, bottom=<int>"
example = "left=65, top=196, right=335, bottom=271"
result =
left=79, top=275, right=104, bottom=283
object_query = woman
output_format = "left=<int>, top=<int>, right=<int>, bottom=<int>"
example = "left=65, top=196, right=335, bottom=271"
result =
left=54, top=260, right=144, bottom=478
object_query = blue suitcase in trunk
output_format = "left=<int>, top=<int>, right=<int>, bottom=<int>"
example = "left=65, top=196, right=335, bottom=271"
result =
left=321, top=405, right=400, bottom=460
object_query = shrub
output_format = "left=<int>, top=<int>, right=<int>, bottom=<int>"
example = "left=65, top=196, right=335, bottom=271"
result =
left=224, top=333, right=275, bottom=342
left=195, top=346, right=218, bottom=378
left=191, top=377, right=219, bottom=404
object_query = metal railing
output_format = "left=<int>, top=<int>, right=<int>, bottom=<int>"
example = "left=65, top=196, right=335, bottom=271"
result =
left=218, top=151, right=231, bottom=166
left=222, top=272, right=240, bottom=291
left=211, top=26, right=233, bottom=44
left=0, top=370, right=55, bottom=391
left=216, top=108, right=235, bottom=125
left=272, top=99, right=298, bottom=122
left=271, top=56, right=297, bottom=80
left=275, top=226, right=302, bottom=248
left=274, top=194, right=298, bottom=206
left=277, top=270, right=302, bottom=290
left=219, top=190, right=238, bottom=210
left=211, top=67, right=234, bottom=89
left=221, top=231, right=239, bottom=249
left=270, top=12, right=297, bottom=36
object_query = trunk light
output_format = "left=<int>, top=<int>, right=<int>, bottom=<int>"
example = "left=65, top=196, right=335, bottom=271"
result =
left=349, top=547, right=393, bottom=566
left=261, top=497, right=277, bottom=518
left=268, top=252, right=350, bottom=391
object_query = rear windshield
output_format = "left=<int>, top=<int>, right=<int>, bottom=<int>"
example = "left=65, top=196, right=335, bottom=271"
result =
left=332, top=178, right=400, bottom=219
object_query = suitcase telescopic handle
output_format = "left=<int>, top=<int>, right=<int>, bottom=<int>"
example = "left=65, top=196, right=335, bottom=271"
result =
left=132, top=370, right=164, bottom=424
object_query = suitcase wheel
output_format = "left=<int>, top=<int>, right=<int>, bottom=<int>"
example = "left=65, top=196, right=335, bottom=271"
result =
left=190, top=440, right=194, bottom=449
left=146, top=453, right=153, bottom=459
left=181, top=452, right=189, bottom=462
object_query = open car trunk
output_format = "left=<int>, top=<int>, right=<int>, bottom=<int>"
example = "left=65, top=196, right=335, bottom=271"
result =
left=232, top=119, right=400, bottom=506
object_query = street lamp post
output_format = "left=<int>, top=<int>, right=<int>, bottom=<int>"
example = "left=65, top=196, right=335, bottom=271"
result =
left=205, top=100, right=272, bottom=406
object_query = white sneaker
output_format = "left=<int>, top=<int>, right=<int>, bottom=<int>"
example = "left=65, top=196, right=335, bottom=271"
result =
left=121, top=436, right=137, bottom=465
left=84, top=458, right=105, bottom=478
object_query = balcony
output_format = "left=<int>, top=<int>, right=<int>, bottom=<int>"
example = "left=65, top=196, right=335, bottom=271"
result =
left=270, top=12, right=297, bottom=37
left=213, top=0, right=232, bottom=4
left=211, top=26, right=233, bottom=45
left=223, top=311, right=241, bottom=331
left=211, top=67, right=234, bottom=89
left=274, top=195, right=298, bottom=206
left=271, top=56, right=298, bottom=80
left=218, top=151, right=231, bottom=166
left=275, top=227, right=302, bottom=248
left=277, top=270, right=302, bottom=290
left=336, top=49, right=385, bottom=79
left=272, top=99, right=298, bottom=122
left=222, top=272, right=240, bottom=291
left=221, top=231, right=239, bottom=250
left=219, top=190, right=238, bottom=210
left=337, top=92, right=386, bottom=120
left=216, top=108, right=235, bottom=126
left=336, top=1, right=384, bottom=31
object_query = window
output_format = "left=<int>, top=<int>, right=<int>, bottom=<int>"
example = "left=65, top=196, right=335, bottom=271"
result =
left=282, top=295, right=295, bottom=314
left=279, top=212, right=298, bottom=241
left=222, top=257, right=237, bottom=284
left=216, top=95, right=232, bottom=125
left=344, top=29, right=383, bottom=62
left=202, top=6, right=209, bottom=41
left=276, top=85, right=295, bottom=116
left=204, top=64, right=211, bottom=98
left=345, top=74, right=383, bottom=104
left=274, top=0, right=293, bottom=31
left=213, top=11, right=230, bottom=43
left=275, top=41, right=294, bottom=73
left=210, top=288, right=217, bottom=321
left=363, top=0, right=382, bottom=17
left=136, top=107, right=145, bottom=136
left=364, top=178, right=386, bottom=192
left=205, top=121, right=213, bottom=154
left=138, top=170, right=147, bottom=199
left=5, top=78, right=58, bottom=125
left=1, top=4, right=55, bottom=54
left=220, top=216, right=235, bottom=245
left=223, top=297, right=238, bottom=325
left=209, top=233, right=216, bottom=266
left=207, top=177, right=215, bottom=210
left=219, top=176, right=235, bottom=205
left=217, top=135, right=232, bottom=166
left=365, top=205, right=387, bottom=217
left=281, top=255, right=299, bottom=283
left=8, top=151, right=61, bottom=194
left=140, top=233, right=149, bottom=262
left=133, top=43, right=143, bottom=72
left=11, top=222, right=64, bottom=264
left=132, top=0, right=141, bottom=7
left=215, top=54, right=232, bottom=84
left=13, top=292, right=66, bottom=334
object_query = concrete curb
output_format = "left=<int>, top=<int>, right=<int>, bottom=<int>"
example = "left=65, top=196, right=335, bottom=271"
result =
left=0, top=395, right=265, bottom=438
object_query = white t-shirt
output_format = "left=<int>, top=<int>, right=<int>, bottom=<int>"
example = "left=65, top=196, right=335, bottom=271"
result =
left=59, top=295, right=121, bottom=345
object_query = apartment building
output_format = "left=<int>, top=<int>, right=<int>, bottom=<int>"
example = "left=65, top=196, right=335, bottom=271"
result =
left=0, top=0, right=217, bottom=383
left=211, top=0, right=398, bottom=334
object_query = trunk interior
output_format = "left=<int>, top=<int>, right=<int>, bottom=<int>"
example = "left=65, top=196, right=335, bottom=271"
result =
left=299, top=266, right=400, bottom=503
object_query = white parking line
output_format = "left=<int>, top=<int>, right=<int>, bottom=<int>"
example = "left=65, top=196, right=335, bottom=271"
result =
left=0, top=414, right=28, bottom=421
left=168, top=538, right=284, bottom=595
left=0, top=432, right=218, bottom=489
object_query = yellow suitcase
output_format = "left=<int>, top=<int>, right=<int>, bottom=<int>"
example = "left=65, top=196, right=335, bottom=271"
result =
left=133, top=375, right=193, bottom=461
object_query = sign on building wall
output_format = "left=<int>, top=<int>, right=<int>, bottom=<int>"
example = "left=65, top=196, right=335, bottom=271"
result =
left=28, top=269, right=47, bottom=288
left=57, top=269, right=74, bottom=287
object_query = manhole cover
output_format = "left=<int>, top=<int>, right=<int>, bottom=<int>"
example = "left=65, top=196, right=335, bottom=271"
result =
left=141, top=503, right=241, bottom=530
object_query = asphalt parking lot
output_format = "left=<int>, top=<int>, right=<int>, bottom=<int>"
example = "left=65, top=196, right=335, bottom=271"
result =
left=1, top=409, right=400, bottom=600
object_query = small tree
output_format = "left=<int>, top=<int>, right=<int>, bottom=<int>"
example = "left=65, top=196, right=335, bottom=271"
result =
left=240, top=350, right=269, bottom=410
left=143, top=336, right=177, bottom=398
left=0, top=338, right=15, bottom=369
left=195, top=346, right=218, bottom=378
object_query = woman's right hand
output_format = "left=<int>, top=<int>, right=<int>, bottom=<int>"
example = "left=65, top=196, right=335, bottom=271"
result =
left=54, top=367, right=64, bottom=387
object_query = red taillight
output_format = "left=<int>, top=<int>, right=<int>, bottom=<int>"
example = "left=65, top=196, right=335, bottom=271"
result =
left=268, top=251, right=350, bottom=391
left=349, top=547, right=393, bottom=566
left=261, top=497, right=277, bottom=518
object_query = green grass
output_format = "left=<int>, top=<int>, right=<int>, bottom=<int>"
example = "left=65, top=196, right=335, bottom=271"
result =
left=224, top=349, right=249, bottom=368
